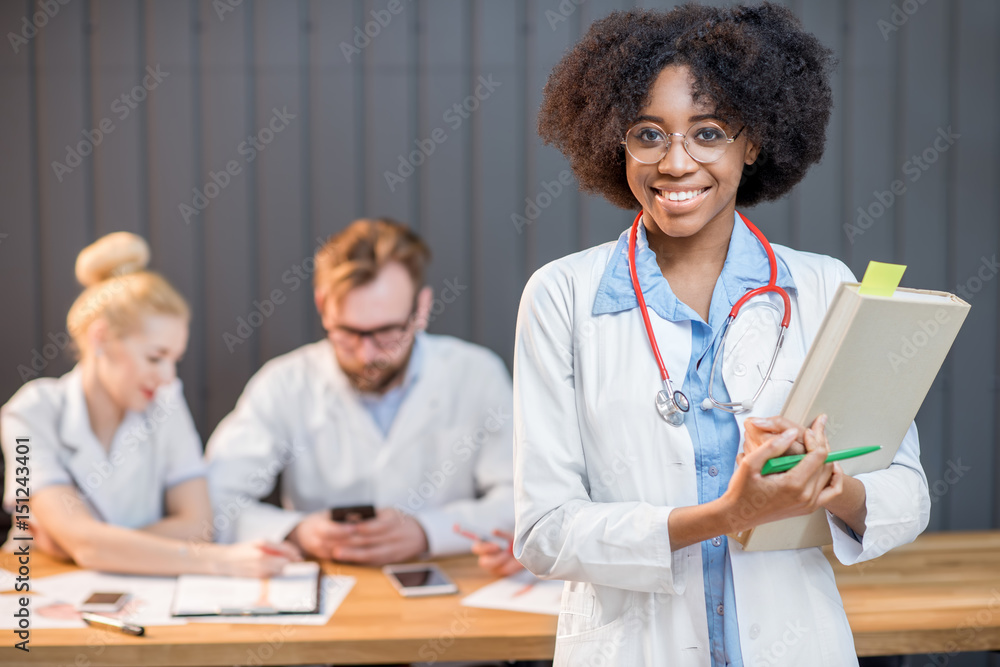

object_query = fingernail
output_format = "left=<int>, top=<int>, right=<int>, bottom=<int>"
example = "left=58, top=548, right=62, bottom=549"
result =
left=782, top=427, right=797, bottom=439
left=820, top=414, right=829, bottom=426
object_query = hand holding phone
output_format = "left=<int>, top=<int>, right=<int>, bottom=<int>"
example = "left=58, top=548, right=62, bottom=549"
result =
left=330, top=504, right=376, bottom=523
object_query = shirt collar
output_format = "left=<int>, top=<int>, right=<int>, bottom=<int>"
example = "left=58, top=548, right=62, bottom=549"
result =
left=592, top=211, right=796, bottom=322
left=59, top=365, right=145, bottom=453
left=59, top=366, right=92, bottom=451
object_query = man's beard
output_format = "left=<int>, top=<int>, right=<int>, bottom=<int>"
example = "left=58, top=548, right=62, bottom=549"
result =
left=342, top=344, right=414, bottom=394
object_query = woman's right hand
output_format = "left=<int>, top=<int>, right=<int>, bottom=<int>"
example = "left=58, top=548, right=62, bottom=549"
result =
left=721, top=416, right=841, bottom=535
left=211, top=540, right=302, bottom=577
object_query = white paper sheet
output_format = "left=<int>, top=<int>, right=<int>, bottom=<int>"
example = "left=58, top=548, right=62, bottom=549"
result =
left=2, top=566, right=356, bottom=629
left=172, top=562, right=321, bottom=616
left=0, top=593, right=88, bottom=629
left=12, top=570, right=186, bottom=628
left=187, top=574, right=355, bottom=625
left=460, top=570, right=563, bottom=616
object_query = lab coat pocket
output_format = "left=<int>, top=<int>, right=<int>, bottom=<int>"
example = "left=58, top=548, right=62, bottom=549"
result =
left=554, top=616, right=636, bottom=666
left=751, top=353, right=802, bottom=418
left=556, top=583, right=634, bottom=640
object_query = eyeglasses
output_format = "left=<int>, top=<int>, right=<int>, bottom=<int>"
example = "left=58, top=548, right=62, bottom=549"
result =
left=330, top=300, right=419, bottom=351
left=622, top=121, right=745, bottom=164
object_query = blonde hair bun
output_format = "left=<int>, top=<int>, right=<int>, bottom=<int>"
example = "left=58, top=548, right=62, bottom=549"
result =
left=75, top=232, right=151, bottom=287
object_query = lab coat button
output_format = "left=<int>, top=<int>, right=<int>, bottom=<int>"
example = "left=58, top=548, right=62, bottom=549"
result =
left=749, top=624, right=761, bottom=639
left=716, top=604, right=724, bottom=616
left=712, top=536, right=722, bottom=547
left=708, top=465, right=719, bottom=476
left=734, top=363, right=747, bottom=376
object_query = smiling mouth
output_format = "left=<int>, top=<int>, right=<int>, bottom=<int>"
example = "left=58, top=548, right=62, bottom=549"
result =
left=653, top=187, right=709, bottom=201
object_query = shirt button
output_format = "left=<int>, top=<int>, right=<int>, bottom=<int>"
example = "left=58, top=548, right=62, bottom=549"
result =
left=708, top=465, right=719, bottom=476
left=749, top=623, right=761, bottom=639
left=734, top=363, right=747, bottom=376
left=712, top=536, right=722, bottom=547
left=717, top=604, right=725, bottom=616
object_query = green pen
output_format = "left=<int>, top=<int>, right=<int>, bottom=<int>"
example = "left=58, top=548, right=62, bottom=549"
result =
left=760, top=445, right=882, bottom=475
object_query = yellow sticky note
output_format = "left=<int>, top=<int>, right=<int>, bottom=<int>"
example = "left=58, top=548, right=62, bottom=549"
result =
left=858, top=261, right=907, bottom=297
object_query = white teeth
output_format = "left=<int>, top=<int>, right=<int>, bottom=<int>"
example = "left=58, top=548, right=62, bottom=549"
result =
left=662, top=188, right=706, bottom=201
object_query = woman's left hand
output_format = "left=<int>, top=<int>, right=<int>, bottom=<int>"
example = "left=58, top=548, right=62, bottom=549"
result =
left=739, top=414, right=846, bottom=510
left=742, top=415, right=807, bottom=457
left=471, top=530, right=523, bottom=577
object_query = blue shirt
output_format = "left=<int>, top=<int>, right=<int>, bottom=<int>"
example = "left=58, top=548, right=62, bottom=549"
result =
left=357, top=332, right=425, bottom=437
left=592, top=212, right=796, bottom=666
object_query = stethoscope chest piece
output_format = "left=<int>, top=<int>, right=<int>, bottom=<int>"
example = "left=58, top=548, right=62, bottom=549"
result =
left=655, top=387, right=689, bottom=426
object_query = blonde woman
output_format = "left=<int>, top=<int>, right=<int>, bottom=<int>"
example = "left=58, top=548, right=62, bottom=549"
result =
left=1, top=232, right=299, bottom=576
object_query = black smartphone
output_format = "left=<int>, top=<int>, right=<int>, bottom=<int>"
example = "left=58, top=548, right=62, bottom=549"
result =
left=330, top=504, right=376, bottom=523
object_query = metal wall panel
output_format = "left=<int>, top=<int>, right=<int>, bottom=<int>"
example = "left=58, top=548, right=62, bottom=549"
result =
left=1, top=0, right=997, bottom=603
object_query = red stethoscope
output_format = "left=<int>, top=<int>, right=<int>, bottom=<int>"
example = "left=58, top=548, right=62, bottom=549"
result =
left=628, top=210, right=791, bottom=426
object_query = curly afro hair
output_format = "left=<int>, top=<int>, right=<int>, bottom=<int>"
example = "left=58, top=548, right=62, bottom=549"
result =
left=537, top=2, right=836, bottom=209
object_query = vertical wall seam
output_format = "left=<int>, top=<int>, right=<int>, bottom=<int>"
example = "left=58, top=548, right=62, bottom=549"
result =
left=469, top=1, right=481, bottom=343
left=192, top=0, right=208, bottom=435
left=28, top=0, right=44, bottom=348
left=83, top=0, right=95, bottom=242
left=138, top=1, right=150, bottom=242
left=942, top=0, right=959, bottom=528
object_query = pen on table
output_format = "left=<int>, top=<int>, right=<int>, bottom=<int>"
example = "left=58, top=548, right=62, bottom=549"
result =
left=453, top=523, right=514, bottom=553
left=81, top=612, right=145, bottom=637
left=511, top=580, right=537, bottom=597
left=258, top=544, right=290, bottom=557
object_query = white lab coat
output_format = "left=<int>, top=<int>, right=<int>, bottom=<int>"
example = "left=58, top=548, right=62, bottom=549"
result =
left=512, top=238, right=931, bottom=666
left=0, top=367, right=206, bottom=546
left=206, top=334, right=515, bottom=556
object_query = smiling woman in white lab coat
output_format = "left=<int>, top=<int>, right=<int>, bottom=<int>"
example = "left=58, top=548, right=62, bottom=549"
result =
left=513, top=5, right=931, bottom=667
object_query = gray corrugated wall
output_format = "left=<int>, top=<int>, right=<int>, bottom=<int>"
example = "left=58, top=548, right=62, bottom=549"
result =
left=1, top=0, right=998, bottom=661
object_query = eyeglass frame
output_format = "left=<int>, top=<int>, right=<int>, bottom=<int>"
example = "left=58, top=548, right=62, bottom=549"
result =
left=621, top=120, right=746, bottom=165
left=328, top=292, right=421, bottom=351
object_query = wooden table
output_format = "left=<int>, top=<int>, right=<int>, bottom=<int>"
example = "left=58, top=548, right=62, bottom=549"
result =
left=1, top=530, right=998, bottom=665
left=826, top=530, right=1000, bottom=657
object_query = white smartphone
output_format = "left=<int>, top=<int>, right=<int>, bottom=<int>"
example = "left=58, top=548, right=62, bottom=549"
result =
left=383, top=564, right=459, bottom=597
left=79, top=592, right=130, bottom=613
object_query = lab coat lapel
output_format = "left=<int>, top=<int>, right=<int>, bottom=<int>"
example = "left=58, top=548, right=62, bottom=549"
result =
left=58, top=369, right=117, bottom=523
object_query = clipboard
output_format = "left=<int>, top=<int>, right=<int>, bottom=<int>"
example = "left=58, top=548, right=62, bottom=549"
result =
left=170, top=562, right=322, bottom=617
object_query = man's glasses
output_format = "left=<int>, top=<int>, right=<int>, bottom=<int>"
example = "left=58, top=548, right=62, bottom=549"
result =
left=330, top=300, right=419, bottom=351
left=622, top=121, right=745, bottom=164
